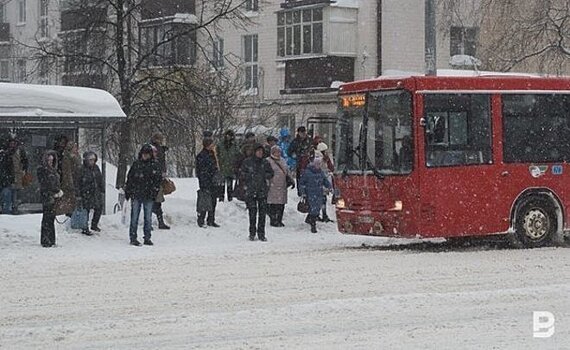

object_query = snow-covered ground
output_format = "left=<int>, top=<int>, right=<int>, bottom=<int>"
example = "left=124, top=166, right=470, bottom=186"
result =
left=1, top=177, right=569, bottom=349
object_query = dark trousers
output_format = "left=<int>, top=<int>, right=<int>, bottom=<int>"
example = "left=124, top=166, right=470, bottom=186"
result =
left=89, top=204, right=102, bottom=227
left=246, top=196, right=267, bottom=238
left=153, top=202, right=164, bottom=218
left=40, top=203, right=56, bottom=246
left=198, top=195, right=218, bottom=225
left=268, top=204, right=285, bottom=225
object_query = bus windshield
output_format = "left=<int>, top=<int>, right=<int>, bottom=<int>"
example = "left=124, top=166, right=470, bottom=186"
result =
left=336, top=90, right=413, bottom=174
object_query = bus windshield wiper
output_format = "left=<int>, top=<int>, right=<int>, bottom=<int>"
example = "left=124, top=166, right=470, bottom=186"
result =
left=348, top=146, right=383, bottom=180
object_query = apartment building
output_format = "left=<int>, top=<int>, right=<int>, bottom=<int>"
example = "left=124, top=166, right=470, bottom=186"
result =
left=212, top=0, right=482, bottom=144
left=0, top=0, right=483, bottom=138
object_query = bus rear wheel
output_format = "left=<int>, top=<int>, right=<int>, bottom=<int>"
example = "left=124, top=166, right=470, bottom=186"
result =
left=513, top=197, right=557, bottom=248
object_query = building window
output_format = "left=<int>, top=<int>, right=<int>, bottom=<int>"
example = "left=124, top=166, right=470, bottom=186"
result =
left=18, top=0, right=26, bottom=24
left=16, top=59, right=26, bottom=82
left=39, top=0, right=49, bottom=38
left=245, top=0, right=258, bottom=11
left=140, top=22, right=197, bottom=68
left=0, top=3, right=5, bottom=22
left=450, top=26, right=478, bottom=57
left=277, top=7, right=323, bottom=57
left=212, top=37, right=224, bottom=69
left=279, top=114, right=296, bottom=132
left=243, top=34, right=258, bottom=91
left=0, top=60, right=9, bottom=81
left=39, top=56, right=49, bottom=84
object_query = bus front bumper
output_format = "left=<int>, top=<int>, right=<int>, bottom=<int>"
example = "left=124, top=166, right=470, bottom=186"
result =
left=336, top=209, right=409, bottom=237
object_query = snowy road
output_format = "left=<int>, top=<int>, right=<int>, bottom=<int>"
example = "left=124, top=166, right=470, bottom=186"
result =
left=2, top=240, right=569, bottom=349
left=1, top=179, right=569, bottom=349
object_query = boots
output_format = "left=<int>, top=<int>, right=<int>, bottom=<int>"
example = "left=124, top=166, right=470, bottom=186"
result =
left=157, top=215, right=170, bottom=230
left=310, top=215, right=317, bottom=233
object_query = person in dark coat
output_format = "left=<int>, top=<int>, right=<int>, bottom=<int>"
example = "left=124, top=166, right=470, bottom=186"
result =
left=76, top=151, right=104, bottom=235
left=150, top=132, right=170, bottom=229
left=53, top=135, right=69, bottom=178
left=0, top=136, right=29, bottom=214
left=196, top=138, right=221, bottom=228
left=299, top=156, right=331, bottom=233
left=240, top=144, right=274, bottom=241
left=124, top=144, right=163, bottom=246
left=288, top=126, right=313, bottom=195
left=37, top=150, right=63, bottom=247
left=216, top=130, right=241, bottom=202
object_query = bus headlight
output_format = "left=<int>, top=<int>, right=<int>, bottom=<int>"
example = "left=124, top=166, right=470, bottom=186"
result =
left=390, top=200, right=403, bottom=211
left=336, top=198, right=346, bottom=209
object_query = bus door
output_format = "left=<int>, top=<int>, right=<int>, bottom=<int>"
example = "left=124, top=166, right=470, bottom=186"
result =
left=418, top=93, right=503, bottom=237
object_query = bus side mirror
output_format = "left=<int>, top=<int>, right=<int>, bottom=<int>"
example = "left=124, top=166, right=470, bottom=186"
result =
left=420, top=117, right=427, bottom=127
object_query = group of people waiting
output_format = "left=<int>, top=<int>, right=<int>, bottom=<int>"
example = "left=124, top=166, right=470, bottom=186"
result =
left=36, top=135, right=106, bottom=247
left=196, top=126, right=335, bottom=240
left=3, top=126, right=335, bottom=247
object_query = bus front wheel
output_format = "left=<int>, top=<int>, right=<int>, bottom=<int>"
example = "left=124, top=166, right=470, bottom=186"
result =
left=513, top=197, right=557, bottom=248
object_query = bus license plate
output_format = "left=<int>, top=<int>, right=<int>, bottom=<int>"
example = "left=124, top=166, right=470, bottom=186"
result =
left=358, top=216, right=374, bottom=224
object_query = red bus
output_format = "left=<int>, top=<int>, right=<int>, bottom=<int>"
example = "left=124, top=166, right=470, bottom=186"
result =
left=334, top=74, right=570, bottom=247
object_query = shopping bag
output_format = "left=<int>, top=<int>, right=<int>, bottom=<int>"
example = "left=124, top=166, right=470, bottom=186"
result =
left=297, top=198, right=309, bottom=214
left=70, top=208, right=88, bottom=229
left=162, top=178, right=176, bottom=195
left=121, top=200, right=131, bottom=226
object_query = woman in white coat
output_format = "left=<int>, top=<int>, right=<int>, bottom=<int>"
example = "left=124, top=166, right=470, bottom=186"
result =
left=266, top=145, right=293, bottom=227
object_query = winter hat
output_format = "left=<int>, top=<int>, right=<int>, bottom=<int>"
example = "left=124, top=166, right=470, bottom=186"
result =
left=312, top=136, right=323, bottom=146
left=83, top=151, right=97, bottom=162
left=245, top=132, right=256, bottom=139
left=224, top=129, right=235, bottom=137
left=203, top=130, right=213, bottom=138
left=254, top=143, right=265, bottom=153
left=203, top=138, right=214, bottom=148
left=270, top=145, right=282, bottom=157
left=280, top=128, right=290, bottom=138
left=316, top=142, right=328, bottom=152
left=140, top=143, right=154, bottom=155
left=266, top=135, right=278, bottom=143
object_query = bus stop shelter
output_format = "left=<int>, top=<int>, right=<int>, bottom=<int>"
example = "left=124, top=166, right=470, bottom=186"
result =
left=0, top=83, right=126, bottom=213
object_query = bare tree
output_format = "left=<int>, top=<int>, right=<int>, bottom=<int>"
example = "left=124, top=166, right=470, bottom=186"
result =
left=21, top=0, right=252, bottom=187
left=438, top=0, right=570, bottom=74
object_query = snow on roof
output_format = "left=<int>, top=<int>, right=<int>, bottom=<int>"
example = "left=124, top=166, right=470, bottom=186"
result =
left=382, top=69, right=544, bottom=78
left=331, top=0, right=359, bottom=9
left=0, top=83, right=126, bottom=120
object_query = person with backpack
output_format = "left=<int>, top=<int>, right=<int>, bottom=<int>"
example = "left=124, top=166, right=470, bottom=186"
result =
left=124, top=144, right=163, bottom=246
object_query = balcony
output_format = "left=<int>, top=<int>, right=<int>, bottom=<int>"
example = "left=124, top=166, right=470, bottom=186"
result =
left=281, top=56, right=354, bottom=94
left=141, top=0, right=195, bottom=20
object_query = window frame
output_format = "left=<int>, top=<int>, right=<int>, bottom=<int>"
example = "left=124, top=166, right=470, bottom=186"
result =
left=0, top=59, right=10, bottom=81
left=423, top=93, right=493, bottom=168
left=245, top=0, right=259, bottom=12
left=502, top=93, right=570, bottom=163
left=39, top=0, right=49, bottom=38
left=243, top=34, right=258, bottom=92
left=18, top=0, right=27, bottom=25
left=277, top=7, right=323, bottom=58
left=139, top=21, right=197, bottom=68
left=450, top=26, right=478, bottom=57
left=212, top=36, right=224, bottom=69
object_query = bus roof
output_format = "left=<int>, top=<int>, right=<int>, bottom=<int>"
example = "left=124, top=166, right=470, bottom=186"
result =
left=338, top=74, right=570, bottom=95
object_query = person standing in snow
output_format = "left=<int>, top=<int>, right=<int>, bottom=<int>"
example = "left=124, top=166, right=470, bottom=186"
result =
left=76, top=151, right=104, bottom=236
left=314, top=142, right=335, bottom=223
left=240, top=144, right=274, bottom=241
left=56, top=141, right=81, bottom=216
left=124, top=144, right=163, bottom=246
left=266, top=145, right=294, bottom=227
left=288, top=126, right=313, bottom=195
left=263, top=135, right=278, bottom=158
left=278, top=128, right=294, bottom=171
left=196, top=137, right=221, bottom=228
left=38, top=150, right=63, bottom=247
left=216, top=130, right=240, bottom=202
left=299, top=155, right=331, bottom=233
left=150, top=132, right=170, bottom=230
left=0, top=136, right=28, bottom=214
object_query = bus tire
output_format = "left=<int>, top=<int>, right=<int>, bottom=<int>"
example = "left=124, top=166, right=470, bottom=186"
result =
left=513, top=197, right=557, bottom=248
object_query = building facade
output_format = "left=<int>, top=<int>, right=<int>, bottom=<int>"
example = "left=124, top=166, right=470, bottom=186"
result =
left=0, top=0, right=483, bottom=142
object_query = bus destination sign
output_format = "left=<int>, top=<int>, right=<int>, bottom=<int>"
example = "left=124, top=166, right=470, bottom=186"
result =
left=340, top=94, right=366, bottom=108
